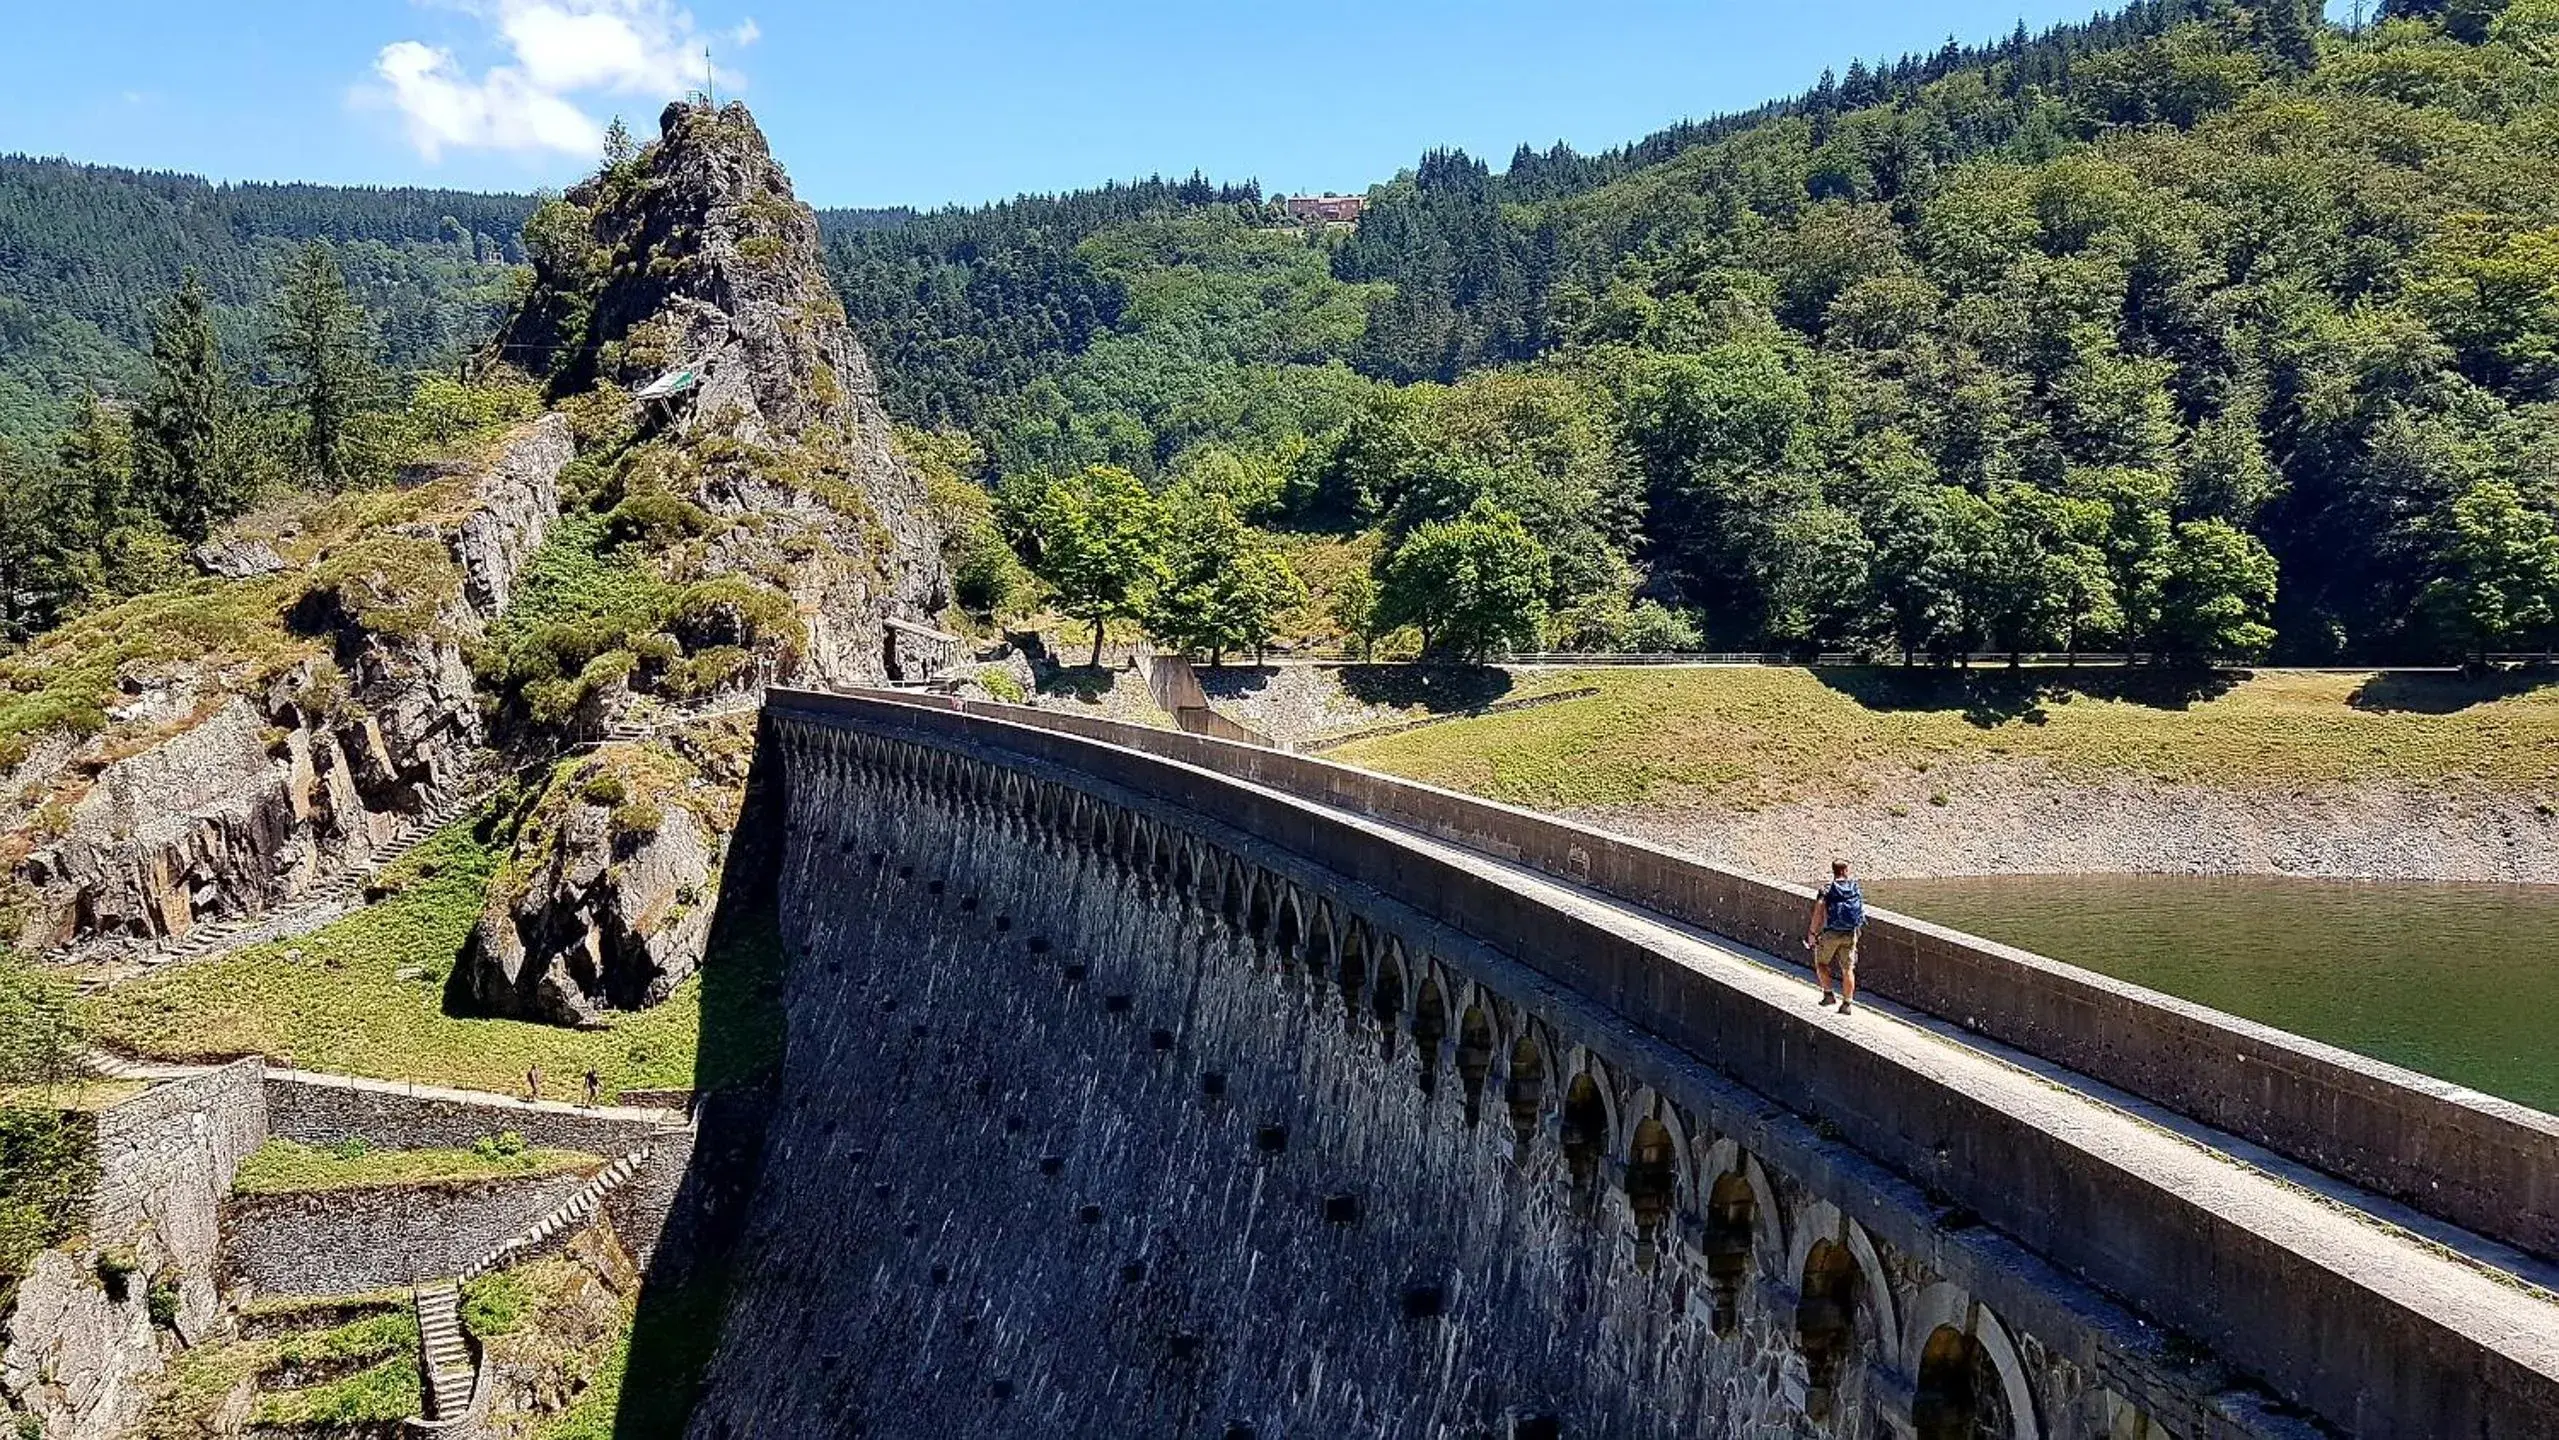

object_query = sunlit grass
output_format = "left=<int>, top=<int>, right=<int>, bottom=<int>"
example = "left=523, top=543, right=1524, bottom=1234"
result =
left=1329, top=667, right=2559, bottom=811
left=88, top=814, right=782, bottom=1100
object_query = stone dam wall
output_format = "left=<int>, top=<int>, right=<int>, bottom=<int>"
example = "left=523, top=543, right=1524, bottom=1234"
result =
left=845, top=690, right=2559, bottom=1266
left=680, top=693, right=2559, bottom=1439
left=222, top=1169, right=596, bottom=1296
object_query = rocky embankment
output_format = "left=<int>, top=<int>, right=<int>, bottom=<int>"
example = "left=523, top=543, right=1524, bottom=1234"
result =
left=1580, top=759, right=2559, bottom=884
left=6, top=416, right=572, bottom=957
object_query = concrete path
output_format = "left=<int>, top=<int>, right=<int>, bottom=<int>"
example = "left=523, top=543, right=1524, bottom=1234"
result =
left=85, top=1051, right=686, bottom=1128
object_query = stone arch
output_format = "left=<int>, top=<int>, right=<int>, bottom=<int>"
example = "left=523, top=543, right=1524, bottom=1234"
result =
left=1172, top=838, right=1198, bottom=896
left=1625, top=1115, right=1678, bottom=1263
left=1272, top=884, right=1305, bottom=958
left=1904, top=1286, right=2039, bottom=1440
left=1370, top=939, right=1406, bottom=1054
left=1559, top=1070, right=1610, bottom=1193
left=1337, top=918, right=1370, bottom=1022
left=1457, top=1005, right=1496, bottom=1128
left=1303, top=900, right=1337, bottom=988
left=1787, top=1202, right=1899, bottom=1428
left=1411, top=971, right=1449, bottom=1098
left=1505, top=1036, right=1548, bottom=1155
left=1700, top=1164, right=1760, bottom=1336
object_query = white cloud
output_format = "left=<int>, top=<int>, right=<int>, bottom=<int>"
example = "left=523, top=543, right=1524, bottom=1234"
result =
left=361, top=1, right=747, bottom=162
left=728, top=18, right=760, bottom=48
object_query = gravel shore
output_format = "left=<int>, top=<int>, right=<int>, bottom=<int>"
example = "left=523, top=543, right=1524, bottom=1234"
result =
left=1577, top=758, right=2559, bottom=884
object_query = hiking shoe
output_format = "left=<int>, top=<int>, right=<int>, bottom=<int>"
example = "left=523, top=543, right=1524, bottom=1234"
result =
left=1817, top=992, right=1836, bottom=1007
left=1837, top=1002, right=1855, bottom=1016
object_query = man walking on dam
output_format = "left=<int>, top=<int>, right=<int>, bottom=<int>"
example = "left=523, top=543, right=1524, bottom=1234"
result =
left=1807, top=859, right=1866, bottom=1016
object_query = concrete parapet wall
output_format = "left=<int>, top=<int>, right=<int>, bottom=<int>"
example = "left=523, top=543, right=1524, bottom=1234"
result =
left=838, top=688, right=2559, bottom=1264
left=754, top=691, right=2559, bottom=1440
left=222, top=1170, right=594, bottom=1296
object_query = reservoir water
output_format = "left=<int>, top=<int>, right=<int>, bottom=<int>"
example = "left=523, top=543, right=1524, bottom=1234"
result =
left=1881, top=873, right=2559, bottom=1115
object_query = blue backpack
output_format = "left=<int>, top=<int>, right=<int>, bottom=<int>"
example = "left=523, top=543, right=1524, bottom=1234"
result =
left=1822, top=879, right=1865, bottom=932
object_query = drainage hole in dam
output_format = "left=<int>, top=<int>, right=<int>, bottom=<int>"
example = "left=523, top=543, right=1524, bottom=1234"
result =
left=1004, top=1115, right=1026, bottom=1134
left=995, top=914, right=1012, bottom=931
left=1513, top=1415, right=1562, bottom=1440
left=870, top=851, right=886, bottom=867
left=1254, top=1125, right=1289, bottom=1154
left=820, top=1118, right=837, bottom=1135
left=931, top=1264, right=950, bottom=1285
left=848, top=1149, right=869, bottom=1165
left=1200, top=1072, right=1227, bottom=1099
left=1121, top=1262, right=1148, bottom=1285
left=1039, top=1156, right=1065, bottom=1177
left=1028, top=936, right=1051, bottom=954
left=960, top=894, right=979, bottom=912
left=959, top=1317, right=978, bottom=1337
left=1104, top=993, right=1134, bottom=1014
left=1323, top=1193, right=1361, bottom=1225
left=989, top=1380, right=1014, bottom=1401
left=1169, top=1332, right=1205, bottom=1359
left=1149, top=1028, right=1175, bottom=1051
left=878, top=997, right=899, bottom=1014
left=901, top=1221, right=921, bottom=1239
left=972, top=1076, right=994, bottom=1098
left=1078, top=1204, right=1105, bottom=1224
left=1225, top=1427, right=1257, bottom=1440
left=910, top=1023, right=929, bottom=1039
left=898, top=865, right=913, bottom=879
left=1062, top=963, right=1088, bottom=983
left=872, top=1183, right=893, bottom=1200
left=927, top=879, right=945, bottom=895
left=1399, top=1284, right=1446, bottom=1320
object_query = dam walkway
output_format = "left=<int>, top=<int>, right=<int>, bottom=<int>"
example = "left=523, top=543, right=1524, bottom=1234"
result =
left=701, top=686, right=2559, bottom=1440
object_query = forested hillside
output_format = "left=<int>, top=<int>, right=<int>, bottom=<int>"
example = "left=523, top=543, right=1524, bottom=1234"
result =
left=833, top=0, right=2559, bottom=667
left=11, top=0, right=2559, bottom=667
left=0, top=159, right=546, bottom=440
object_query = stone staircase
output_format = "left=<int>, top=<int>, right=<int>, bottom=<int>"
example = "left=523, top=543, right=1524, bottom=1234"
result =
left=461, top=1145, right=654, bottom=1281
left=413, top=1279, right=476, bottom=1420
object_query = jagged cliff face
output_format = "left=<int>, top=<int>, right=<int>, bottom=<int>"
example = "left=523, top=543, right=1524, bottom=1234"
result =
left=503, top=101, right=944, bottom=674
left=8, top=101, right=941, bottom=1037
left=4, top=417, right=572, bottom=955
left=454, top=101, right=948, bottom=1020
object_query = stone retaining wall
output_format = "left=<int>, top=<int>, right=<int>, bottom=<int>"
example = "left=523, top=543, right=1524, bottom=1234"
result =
left=836, top=687, right=2559, bottom=1263
left=221, top=1170, right=595, bottom=1296
left=264, top=1073, right=673, bottom=1157
left=1, top=1058, right=265, bottom=1440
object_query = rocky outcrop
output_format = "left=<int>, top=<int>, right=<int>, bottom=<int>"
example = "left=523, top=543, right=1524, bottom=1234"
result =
left=8, top=421, right=574, bottom=955
left=453, top=412, right=573, bottom=619
left=499, top=100, right=947, bottom=687
left=462, top=720, right=751, bottom=1026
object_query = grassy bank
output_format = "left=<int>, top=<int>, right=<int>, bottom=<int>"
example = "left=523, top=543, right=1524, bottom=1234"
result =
left=1327, top=667, right=2559, bottom=813
left=86, top=814, right=783, bottom=1099
left=232, top=1136, right=601, bottom=1196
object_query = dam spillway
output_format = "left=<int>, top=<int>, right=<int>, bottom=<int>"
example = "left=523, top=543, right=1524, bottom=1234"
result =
left=674, top=688, right=2559, bottom=1440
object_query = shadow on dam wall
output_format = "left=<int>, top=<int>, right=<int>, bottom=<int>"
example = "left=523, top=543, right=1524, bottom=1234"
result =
left=608, top=735, right=788, bottom=1440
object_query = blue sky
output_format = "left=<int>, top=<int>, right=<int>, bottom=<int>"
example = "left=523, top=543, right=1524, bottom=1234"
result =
left=9, top=2, right=2261, bottom=209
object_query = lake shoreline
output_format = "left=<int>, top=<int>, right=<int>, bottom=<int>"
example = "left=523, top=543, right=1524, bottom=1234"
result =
left=1574, top=759, right=2559, bottom=885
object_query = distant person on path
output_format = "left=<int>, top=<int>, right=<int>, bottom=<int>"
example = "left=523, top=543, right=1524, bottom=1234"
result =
left=526, top=1064, right=542, bottom=1102
left=1805, top=859, right=1866, bottom=1016
left=583, top=1067, right=601, bottom=1108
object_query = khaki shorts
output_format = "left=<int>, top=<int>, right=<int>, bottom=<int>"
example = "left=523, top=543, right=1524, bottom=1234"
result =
left=1814, top=930, right=1858, bottom=978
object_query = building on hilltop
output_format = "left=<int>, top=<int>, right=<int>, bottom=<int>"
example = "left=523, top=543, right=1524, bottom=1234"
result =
left=1282, top=193, right=1365, bottom=224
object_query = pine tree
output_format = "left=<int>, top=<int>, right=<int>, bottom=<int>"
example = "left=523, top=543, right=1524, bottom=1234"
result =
left=2260, top=0, right=2321, bottom=70
left=603, top=115, right=639, bottom=165
left=270, top=241, right=378, bottom=489
left=132, top=270, right=243, bottom=542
